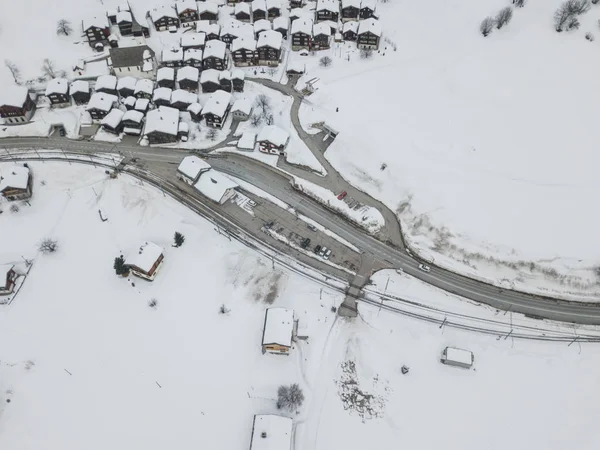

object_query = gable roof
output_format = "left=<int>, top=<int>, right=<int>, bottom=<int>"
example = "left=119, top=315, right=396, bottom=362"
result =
left=144, top=106, right=179, bottom=136
left=0, top=165, right=30, bottom=192
left=342, top=0, right=361, bottom=7
left=162, top=47, right=184, bottom=63
left=257, top=125, right=289, bottom=146
left=70, top=80, right=90, bottom=94
left=204, top=40, right=226, bottom=59
left=171, top=89, right=197, bottom=105
left=291, top=17, right=313, bottom=35
left=45, top=78, right=69, bottom=96
left=254, top=19, right=272, bottom=34
left=234, top=2, right=250, bottom=14
left=257, top=30, right=282, bottom=50
left=153, top=87, right=173, bottom=102
left=95, top=74, right=117, bottom=91
left=177, top=66, right=200, bottom=82
left=232, top=98, right=252, bottom=115
left=202, top=90, right=232, bottom=116
left=87, top=92, right=118, bottom=111
left=110, top=45, right=155, bottom=68
left=313, top=21, right=331, bottom=37
left=194, top=169, right=238, bottom=203
left=251, top=0, right=267, bottom=12
left=231, top=36, right=256, bottom=52
left=126, top=241, right=164, bottom=273
left=197, top=1, right=219, bottom=15
left=262, top=307, right=294, bottom=346
left=316, top=0, right=339, bottom=13
left=117, top=10, right=132, bottom=23
left=176, top=0, right=197, bottom=14
left=122, top=109, right=144, bottom=123
left=181, top=32, right=206, bottom=47
left=82, top=16, right=108, bottom=31
left=0, top=86, right=30, bottom=108
left=177, top=155, right=211, bottom=180
left=134, top=78, right=154, bottom=95
left=187, top=102, right=202, bottom=115
left=150, top=5, right=178, bottom=22
left=200, top=69, right=221, bottom=84
left=250, top=415, right=293, bottom=450
left=101, top=108, right=125, bottom=128
left=157, top=67, right=175, bottom=81
left=184, top=48, right=204, bottom=62
left=117, top=76, right=137, bottom=92
left=342, top=20, right=359, bottom=33
left=273, top=16, right=289, bottom=31
left=358, top=18, right=381, bottom=36
left=231, top=68, right=245, bottom=80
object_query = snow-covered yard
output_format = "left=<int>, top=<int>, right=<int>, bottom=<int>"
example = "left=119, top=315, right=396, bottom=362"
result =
left=0, top=106, right=83, bottom=139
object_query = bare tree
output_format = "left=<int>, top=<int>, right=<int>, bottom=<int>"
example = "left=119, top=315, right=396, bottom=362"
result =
left=41, top=59, right=57, bottom=79
left=554, top=4, right=571, bottom=31
left=39, top=238, right=58, bottom=254
left=265, top=113, right=274, bottom=125
left=56, top=19, right=73, bottom=36
left=319, top=56, right=332, bottom=67
left=495, top=7, right=513, bottom=29
left=277, top=383, right=305, bottom=412
left=266, top=67, right=277, bottom=76
left=565, top=0, right=591, bottom=15
left=566, top=15, right=580, bottom=29
left=206, top=128, right=218, bottom=141
left=586, top=31, right=595, bottom=40
left=513, top=0, right=526, bottom=7
left=250, top=113, right=263, bottom=127
left=254, top=94, right=271, bottom=116
left=10, top=204, right=20, bottom=213
left=480, top=17, right=495, bottom=36
left=4, top=60, right=21, bottom=84
left=360, top=48, right=373, bottom=59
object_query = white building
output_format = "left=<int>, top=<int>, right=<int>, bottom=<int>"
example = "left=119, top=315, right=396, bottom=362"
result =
left=177, top=155, right=211, bottom=184
left=237, top=130, right=256, bottom=151
left=262, top=307, right=294, bottom=354
left=126, top=241, right=165, bottom=281
left=257, top=125, right=290, bottom=154
left=194, top=169, right=238, bottom=204
left=441, top=347, right=474, bottom=369
left=249, top=415, right=293, bottom=450
left=231, top=98, right=252, bottom=121
left=108, top=46, right=156, bottom=79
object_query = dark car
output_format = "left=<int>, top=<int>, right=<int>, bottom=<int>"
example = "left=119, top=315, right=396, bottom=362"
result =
left=301, top=238, right=311, bottom=249
left=314, top=244, right=322, bottom=254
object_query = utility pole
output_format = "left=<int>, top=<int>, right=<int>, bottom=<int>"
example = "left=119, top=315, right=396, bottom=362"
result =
left=439, top=317, right=447, bottom=329
left=384, top=275, right=390, bottom=294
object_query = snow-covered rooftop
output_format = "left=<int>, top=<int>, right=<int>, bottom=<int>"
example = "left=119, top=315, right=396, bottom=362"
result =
left=117, top=76, right=137, bottom=92
left=195, top=20, right=220, bottom=36
left=266, top=0, right=281, bottom=10
left=135, top=98, right=150, bottom=111
left=232, top=98, right=252, bottom=115
left=219, top=70, right=232, bottom=81
left=87, top=92, right=118, bottom=111
left=178, top=155, right=211, bottom=180
left=257, top=125, right=289, bottom=146
left=237, top=130, right=256, bottom=150
left=126, top=242, right=164, bottom=274
left=0, top=86, right=29, bottom=108
left=162, top=47, right=184, bottom=63
left=203, top=40, right=226, bottom=59
left=117, top=10, right=132, bottom=23
left=0, top=264, right=15, bottom=281
left=134, top=78, right=154, bottom=95
left=290, top=7, right=305, bottom=18
left=342, top=20, right=359, bottom=33
left=250, top=415, right=293, bottom=450
left=316, top=0, right=339, bottom=13
left=273, top=16, right=288, bottom=31
left=157, top=67, right=175, bottom=81
left=171, top=89, right=197, bottom=105
left=70, top=80, right=90, bottom=94
left=144, top=106, right=179, bottom=136
left=82, top=16, right=108, bottom=31
left=291, top=17, right=313, bottom=35
left=178, top=121, right=189, bottom=134
left=286, top=61, right=305, bottom=73
left=257, top=30, right=282, bottom=49
left=181, top=32, right=206, bottom=48
left=197, top=1, right=219, bottom=14
left=150, top=5, right=178, bottom=21
left=360, top=0, right=376, bottom=9
left=313, top=22, right=331, bottom=37
left=177, top=66, right=200, bottom=82
left=231, top=36, right=256, bottom=52
left=0, top=165, right=30, bottom=191
left=176, top=0, right=197, bottom=14
left=231, top=68, right=245, bottom=80
left=123, top=109, right=144, bottom=123
left=184, top=48, right=204, bottom=62
left=251, top=0, right=267, bottom=12
left=234, top=2, right=250, bottom=14
left=45, top=78, right=69, bottom=96
left=95, top=74, right=117, bottom=91
left=358, top=18, right=382, bottom=36
left=444, top=347, right=474, bottom=366
left=101, top=108, right=125, bottom=128
left=200, top=69, right=221, bottom=84
left=203, top=90, right=232, bottom=116
left=254, top=19, right=271, bottom=34
left=194, top=169, right=238, bottom=203
left=223, top=19, right=254, bottom=39
left=124, top=96, right=136, bottom=107
left=187, top=102, right=202, bottom=115
left=342, top=0, right=361, bottom=7
left=262, top=307, right=294, bottom=346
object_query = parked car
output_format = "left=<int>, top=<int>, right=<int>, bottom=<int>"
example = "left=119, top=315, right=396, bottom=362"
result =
left=307, top=223, right=317, bottom=232
left=319, top=246, right=328, bottom=257
left=301, top=238, right=311, bottom=249
left=324, top=249, right=332, bottom=260
left=418, top=264, right=431, bottom=273
left=337, top=191, right=347, bottom=200
left=247, top=199, right=257, bottom=207
left=314, top=244, right=322, bottom=254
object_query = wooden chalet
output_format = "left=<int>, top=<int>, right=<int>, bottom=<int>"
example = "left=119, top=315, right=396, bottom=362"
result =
left=197, top=2, right=219, bottom=21
left=95, top=74, right=118, bottom=95
left=0, top=265, right=18, bottom=296
left=0, top=87, right=36, bottom=124
left=184, top=49, right=204, bottom=68
left=256, top=30, right=282, bottom=66
left=150, top=5, right=180, bottom=31
left=341, top=0, right=360, bottom=21
left=134, top=79, right=154, bottom=99
left=231, top=69, right=245, bottom=92
left=291, top=18, right=313, bottom=50
left=342, top=20, right=358, bottom=40
left=126, top=241, right=165, bottom=281
left=161, top=47, right=185, bottom=68
left=134, top=98, right=150, bottom=113
left=123, top=95, right=137, bottom=110
left=176, top=0, right=199, bottom=26
left=177, top=66, right=200, bottom=91
left=101, top=108, right=125, bottom=134
left=315, top=0, right=339, bottom=22
left=203, top=40, right=227, bottom=70
left=0, top=165, right=32, bottom=201
left=82, top=16, right=110, bottom=47
left=45, top=78, right=70, bottom=106
left=312, top=22, right=331, bottom=50
left=122, top=110, right=144, bottom=135
left=202, top=90, right=232, bottom=128
left=219, top=70, right=232, bottom=92
left=234, top=3, right=251, bottom=22
left=231, top=37, right=257, bottom=67
left=70, top=80, right=91, bottom=105
left=181, top=32, right=206, bottom=50
left=359, top=0, right=376, bottom=19
left=252, top=0, right=267, bottom=21
left=170, top=89, right=197, bottom=111
left=200, top=69, right=222, bottom=93
left=117, top=10, right=133, bottom=36
left=267, top=0, right=281, bottom=19
left=273, top=17, right=289, bottom=39
left=195, top=21, right=221, bottom=40
left=357, top=18, right=381, bottom=49
left=152, top=87, right=173, bottom=107
left=143, top=106, right=179, bottom=145
left=116, top=76, right=137, bottom=98
left=257, top=125, right=289, bottom=153
left=187, top=102, right=203, bottom=122
left=156, top=67, right=176, bottom=89
left=254, top=19, right=271, bottom=39
left=86, top=92, right=118, bottom=121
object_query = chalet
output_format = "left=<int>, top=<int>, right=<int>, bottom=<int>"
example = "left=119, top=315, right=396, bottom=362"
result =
left=122, top=109, right=144, bottom=135
left=200, top=69, right=221, bottom=93
left=134, top=78, right=154, bottom=99
left=45, top=78, right=70, bottom=107
left=107, top=9, right=118, bottom=25
left=291, top=18, right=313, bottom=50
left=86, top=93, right=118, bottom=121
left=341, top=0, right=360, bottom=21
left=231, top=69, right=245, bottom=92
left=342, top=20, right=358, bottom=40
left=177, top=66, right=200, bottom=91
left=197, top=1, right=219, bottom=21
left=178, top=121, right=189, bottom=140
left=176, top=0, right=199, bottom=26
left=117, top=76, right=137, bottom=98
left=286, top=62, right=305, bottom=83
left=231, top=37, right=257, bottom=66
left=156, top=67, right=176, bottom=89
left=251, top=0, right=267, bottom=21
left=143, top=106, right=179, bottom=145
left=82, top=16, right=110, bottom=47
left=312, top=22, right=331, bottom=49
left=256, top=30, right=282, bottom=66
left=254, top=19, right=271, bottom=39
left=123, top=95, right=137, bottom=109
left=95, top=74, right=118, bottom=95
left=273, top=16, right=289, bottom=39
left=315, top=0, right=339, bottom=22
left=441, top=347, right=474, bottom=369
left=134, top=98, right=150, bottom=113
left=249, top=415, right=293, bottom=450
left=0, top=165, right=32, bottom=201
left=203, top=40, right=227, bottom=70
left=117, top=10, right=133, bottom=36
left=194, top=169, right=238, bottom=204
left=231, top=98, right=252, bottom=121
left=108, top=45, right=156, bottom=79
left=131, top=16, right=151, bottom=38
left=184, top=49, right=204, bottom=68
left=0, top=87, right=36, bottom=124
left=222, top=20, right=254, bottom=45
left=359, top=0, right=376, bottom=19
left=234, top=2, right=251, bottom=22
left=126, top=241, right=165, bottom=281
left=357, top=18, right=381, bottom=49
left=150, top=5, right=180, bottom=31
left=108, top=34, right=119, bottom=48
left=101, top=109, right=125, bottom=134
left=219, top=70, right=233, bottom=92
left=195, top=21, right=221, bottom=40
left=203, top=90, right=232, bottom=128
left=181, top=32, right=206, bottom=50
left=290, top=0, right=303, bottom=6
left=257, top=125, right=289, bottom=154
left=267, top=0, right=281, bottom=18
left=187, top=102, right=203, bottom=122
left=153, top=87, right=173, bottom=107
left=70, top=80, right=91, bottom=105
left=237, top=130, right=256, bottom=150
left=261, top=307, right=294, bottom=354
left=171, top=89, right=197, bottom=111
left=0, top=265, right=18, bottom=296
left=177, top=155, right=211, bottom=184
left=161, top=47, right=185, bottom=68
left=323, top=19, right=339, bottom=34
left=289, top=7, right=304, bottom=21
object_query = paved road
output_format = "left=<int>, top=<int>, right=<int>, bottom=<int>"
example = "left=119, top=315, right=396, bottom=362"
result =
left=3, top=136, right=600, bottom=325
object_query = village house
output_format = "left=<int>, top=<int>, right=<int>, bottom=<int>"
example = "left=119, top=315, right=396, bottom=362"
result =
left=249, top=415, right=293, bottom=450
left=0, top=87, right=36, bottom=124
left=315, top=0, right=339, bottom=22
left=357, top=18, right=381, bottom=49
left=290, top=0, right=303, bottom=8
left=195, top=21, right=221, bottom=40
left=231, top=98, right=252, bottom=121
left=150, top=5, right=180, bottom=31
left=181, top=32, right=206, bottom=50
left=257, top=125, right=289, bottom=154
left=183, top=49, right=204, bottom=69
left=254, top=19, right=272, bottom=39
left=143, top=106, right=179, bottom=144
left=231, top=37, right=257, bottom=66
left=261, top=307, right=294, bottom=354
left=131, top=16, right=151, bottom=38
left=177, top=66, right=200, bottom=91
left=312, top=22, right=331, bottom=49
left=157, top=67, right=176, bottom=89
left=291, top=18, right=313, bottom=50
left=197, top=1, right=219, bottom=21
left=123, top=96, right=137, bottom=110
left=237, top=130, right=256, bottom=151
left=0, top=165, right=32, bottom=201
left=70, top=80, right=91, bottom=105
left=341, top=0, right=360, bottom=21
left=152, top=87, right=173, bottom=107
left=101, top=109, right=125, bottom=134
left=202, top=90, right=232, bottom=128
left=176, top=0, right=199, bottom=26
left=251, top=0, right=267, bottom=21
left=134, top=78, right=154, bottom=99
left=108, top=45, right=156, bottom=79
left=0, top=265, right=18, bottom=296
left=234, top=2, right=251, bottom=22
left=267, top=0, right=282, bottom=18
left=222, top=20, right=254, bottom=46
left=256, top=30, right=282, bottom=66
left=203, top=40, right=227, bottom=70
left=134, top=98, right=150, bottom=113
left=45, top=78, right=70, bottom=107
left=107, top=9, right=118, bottom=25
left=126, top=241, right=165, bottom=281
left=194, top=169, right=238, bottom=204
left=289, top=7, right=304, bottom=21
left=187, top=102, right=203, bottom=122
left=170, top=89, right=198, bottom=111
left=231, top=69, right=245, bottom=92
left=117, top=10, right=133, bottom=36
left=95, top=74, right=118, bottom=95
left=117, top=76, right=137, bottom=98
left=162, top=47, right=185, bottom=68
left=360, top=0, right=376, bottom=19
left=121, top=109, right=144, bottom=135
left=219, top=70, right=233, bottom=92
left=178, top=121, right=189, bottom=140
left=286, top=61, right=305, bottom=80
left=176, top=155, right=211, bottom=184
left=200, top=69, right=221, bottom=93
left=82, top=16, right=110, bottom=47
left=342, top=20, right=358, bottom=40
left=86, top=92, right=118, bottom=121
left=273, top=16, right=289, bottom=39
left=108, top=34, right=119, bottom=48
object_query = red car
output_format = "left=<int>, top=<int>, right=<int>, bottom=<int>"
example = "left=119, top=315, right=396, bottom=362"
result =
left=337, top=191, right=347, bottom=200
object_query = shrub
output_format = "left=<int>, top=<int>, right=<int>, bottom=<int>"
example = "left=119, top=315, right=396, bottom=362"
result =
left=513, top=0, right=526, bottom=7
left=277, top=383, right=305, bottom=411
left=113, top=255, right=128, bottom=276
left=495, top=7, right=513, bottom=29
left=39, top=238, right=58, bottom=254
left=586, top=31, right=595, bottom=40
left=360, top=48, right=373, bottom=58
left=566, top=15, right=580, bottom=30
left=174, top=231, right=185, bottom=247
left=319, top=56, right=332, bottom=67
left=480, top=17, right=495, bottom=36
left=219, top=304, right=230, bottom=314
left=10, top=204, right=19, bottom=213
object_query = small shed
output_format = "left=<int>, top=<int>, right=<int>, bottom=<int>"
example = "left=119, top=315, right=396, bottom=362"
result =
left=441, top=347, right=474, bottom=369
left=126, top=241, right=165, bottom=281
left=261, top=307, right=294, bottom=355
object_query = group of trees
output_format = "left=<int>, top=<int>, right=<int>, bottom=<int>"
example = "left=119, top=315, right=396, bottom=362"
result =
left=554, top=0, right=592, bottom=32
left=480, top=5, right=517, bottom=37
left=251, top=94, right=274, bottom=127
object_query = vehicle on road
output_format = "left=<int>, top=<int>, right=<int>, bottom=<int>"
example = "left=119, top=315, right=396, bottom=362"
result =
left=247, top=199, right=257, bottom=207
left=299, top=49, right=309, bottom=56
left=418, top=264, right=431, bottom=273
left=337, top=191, right=347, bottom=200
left=319, top=246, right=328, bottom=257
left=323, top=249, right=332, bottom=260
left=307, top=223, right=318, bottom=232
left=301, top=238, right=311, bottom=249
left=314, top=245, right=322, bottom=254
